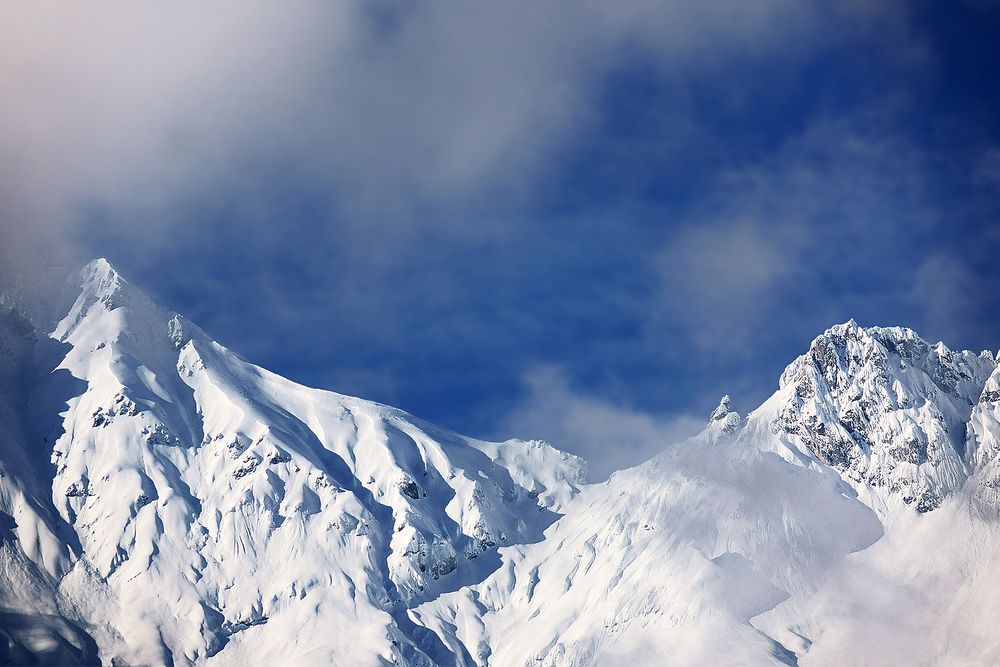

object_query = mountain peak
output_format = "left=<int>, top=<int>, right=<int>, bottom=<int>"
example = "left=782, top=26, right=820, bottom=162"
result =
left=834, top=317, right=859, bottom=332
left=78, top=257, right=126, bottom=300
left=707, top=394, right=742, bottom=436
left=0, top=256, right=588, bottom=665
left=767, top=319, right=996, bottom=512
left=82, top=257, right=118, bottom=277
left=709, top=394, right=733, bottom=421
left=51, top=258, right=168, bottom=345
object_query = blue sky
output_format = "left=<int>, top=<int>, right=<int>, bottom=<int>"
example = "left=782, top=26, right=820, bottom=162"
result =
left=2, top=1, right=999, bottom=478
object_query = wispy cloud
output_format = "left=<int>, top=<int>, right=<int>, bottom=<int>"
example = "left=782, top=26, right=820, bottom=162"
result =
left=646, top=118, right=943, bottom=354
left=0, top=1, right=907, bottom=271
left=497, top=365, right=706, bottom=481
left=652, top=218, right=804, bottom=352
left=912, top=254, right=985, bottom=348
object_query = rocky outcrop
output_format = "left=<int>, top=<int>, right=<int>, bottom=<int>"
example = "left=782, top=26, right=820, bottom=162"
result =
left=762, top=321, right=995, bottom=511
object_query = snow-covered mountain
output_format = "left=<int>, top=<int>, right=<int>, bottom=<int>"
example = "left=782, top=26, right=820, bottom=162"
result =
left=755, top=321, right=995, bottom=513
left=2, top=259, right=999, bottom=666
left=1, top=260, right=584, bottom=665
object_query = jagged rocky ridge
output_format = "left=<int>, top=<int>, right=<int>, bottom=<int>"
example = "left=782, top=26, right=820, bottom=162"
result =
left=755, top=320, right=997, bottom=513
left=1, top=259, right=999, bottom=666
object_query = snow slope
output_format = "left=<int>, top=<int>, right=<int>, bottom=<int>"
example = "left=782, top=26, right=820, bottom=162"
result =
left=412, top=327, right=1000, bottom=666
left=2, top=259, right=1000, bottom=666
left=0, top=305, right=98, bottom=665
left=1, top=260, right=584, bottom=665
left=411, top=401, right=883, bottom=665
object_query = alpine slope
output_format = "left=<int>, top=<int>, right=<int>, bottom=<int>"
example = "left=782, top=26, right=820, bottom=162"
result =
left=1, top=259, right=999, bottom=666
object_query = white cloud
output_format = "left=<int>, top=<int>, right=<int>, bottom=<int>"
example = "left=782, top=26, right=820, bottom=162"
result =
left=646, top=117, right=938, bottom=356
left=0, top=1, right=907, bottom=271
left=497, top=365, right=706, bottom=481
left=653, top=218, right=803, bottom=351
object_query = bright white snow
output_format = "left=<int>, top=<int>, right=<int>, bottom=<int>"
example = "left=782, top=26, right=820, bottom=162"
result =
left=1, top=259, right=999, bottom=666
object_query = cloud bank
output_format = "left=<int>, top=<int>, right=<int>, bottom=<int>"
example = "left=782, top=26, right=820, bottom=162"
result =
left=0, top=1, right=901, bottom=268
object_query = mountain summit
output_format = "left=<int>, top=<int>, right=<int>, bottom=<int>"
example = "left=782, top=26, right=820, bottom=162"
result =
left=2, top=260, right=999, bottom=665
left=751, top=320, right=996, bottom=513
left=1, top=260, right=584, bottom=665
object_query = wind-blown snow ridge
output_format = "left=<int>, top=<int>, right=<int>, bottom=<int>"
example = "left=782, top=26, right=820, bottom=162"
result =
left=1, top=261, right=1000, bottom=665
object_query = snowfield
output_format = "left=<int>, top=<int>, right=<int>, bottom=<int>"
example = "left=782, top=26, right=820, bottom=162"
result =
left=1, top=259, right=999, bottom=665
